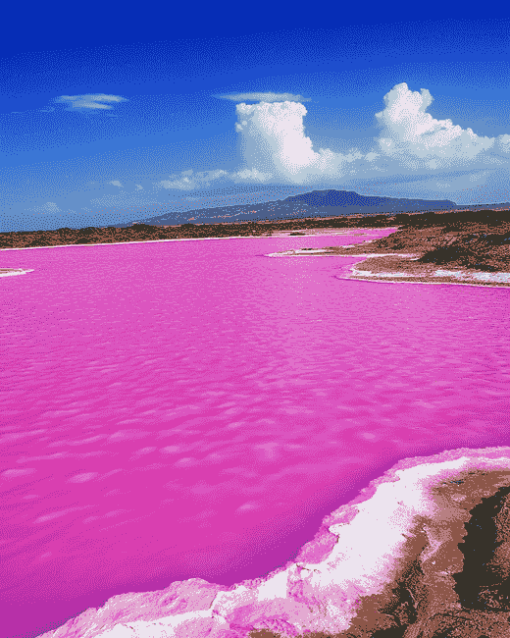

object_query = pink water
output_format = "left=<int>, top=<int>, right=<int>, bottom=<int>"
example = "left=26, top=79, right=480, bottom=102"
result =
left=1, top=229, right=509, bottom=638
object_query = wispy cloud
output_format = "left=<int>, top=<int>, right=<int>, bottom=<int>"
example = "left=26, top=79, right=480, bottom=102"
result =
left=25, top=202, right=76, bottom=215
left=157, top=169, right=229, bottom=190
left=109, top=180, right=123, bottom=188
left=232, top=168, right=273, bottom=182
left=156, top=168, right=273, bottom=192
left=135, top=184, right=143, bottom=191
left=215, top=92, right=311, bottom=103
left=54, top=94, right=128, bottom=111
left=25, top=202, right=62, bottom=213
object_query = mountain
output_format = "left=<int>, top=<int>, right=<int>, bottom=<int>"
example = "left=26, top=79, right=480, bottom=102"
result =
left=112, top=189, right=487, bottom=228
left=283, top=189, right=457, bottom=211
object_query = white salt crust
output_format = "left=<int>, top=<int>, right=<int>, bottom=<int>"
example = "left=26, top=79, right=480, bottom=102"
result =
left=37, top=446, right=510, bottom=638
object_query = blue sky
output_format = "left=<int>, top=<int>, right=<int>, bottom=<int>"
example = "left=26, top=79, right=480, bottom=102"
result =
left=2, top=10, right=510, bottom=231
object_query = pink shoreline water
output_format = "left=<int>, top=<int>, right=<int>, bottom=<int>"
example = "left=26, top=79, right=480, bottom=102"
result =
left=36, top=445, right=510, bottom=638
left=1, top=228, right=509, bottom=638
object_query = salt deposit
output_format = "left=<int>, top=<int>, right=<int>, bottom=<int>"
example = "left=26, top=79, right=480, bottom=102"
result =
left=38, top=447, right=510, bottom=638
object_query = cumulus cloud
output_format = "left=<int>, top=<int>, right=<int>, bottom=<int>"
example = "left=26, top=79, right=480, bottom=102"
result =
left=55, top=94, right=128, bottom=111
left=234, top=101, right=377, bottom=185
left=224, top=84, right=510, bottom=189
left=141, top=83, right=510, bottom=203
left=216, top=92, right=311, bottom=103
left=109, top=180, right=123, bottom=188
left=374, top=83, right=496, bottom=169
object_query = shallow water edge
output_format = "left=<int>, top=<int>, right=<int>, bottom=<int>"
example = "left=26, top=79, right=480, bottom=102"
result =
left=37, top=446, right=510, bottom=638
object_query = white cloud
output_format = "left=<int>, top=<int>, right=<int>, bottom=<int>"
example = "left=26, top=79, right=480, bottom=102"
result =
left=156, top=101, right=378, bottom=191
left=234, top=101, right=374, bottom=185
left=232, top=168, right=273, bottom=182
left=26, top=202, right=62, bottom=213
left=216, top=92, right=311, bottom=103
left=496, top=133, right=510, bottom=154
left=55, top=94, right=128, bottom=111
left=374, top=83, right=496, bottom=169
left=226, top=86, right=510, bottom=191
left=157, top=169, right=229, bottom=191
left=157, top=167, right=275, bottom=191
left=79, top=83, right=510, bottom=206
left=109, top=180, right=123, bottom=188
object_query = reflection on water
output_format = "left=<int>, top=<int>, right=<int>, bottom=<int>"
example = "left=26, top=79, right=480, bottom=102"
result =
left=1, top=228, right=509, bottom=638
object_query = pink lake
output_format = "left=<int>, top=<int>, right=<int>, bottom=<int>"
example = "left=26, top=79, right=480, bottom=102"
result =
left=1, top=228, right=509, bottom=638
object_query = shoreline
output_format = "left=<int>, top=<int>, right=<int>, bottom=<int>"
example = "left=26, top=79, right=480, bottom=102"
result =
left=38, top=445, right=510, bottom=638
left=268, top=248, right=510, bottom=288
left=4, top=227, right=510, bottom=288
left=268, top=217, right=510, bottom=288
left=4, top=207, right=510, bottom=288
left=0, top=228, right=382, bottom=278
left=0, top=268, right=34, bottom=277
left=342, top=265, right=510, bottom=288
left=0, top=227, right=371, bottom=252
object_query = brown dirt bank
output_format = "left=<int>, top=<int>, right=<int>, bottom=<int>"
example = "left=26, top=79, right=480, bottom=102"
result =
left=276, top=209, right=510, bottom=287
left=0, top=216, right=391, bottom=249
left=249, top=469, right=510, bottom=638
left=1, top=208, right=509, bottom=250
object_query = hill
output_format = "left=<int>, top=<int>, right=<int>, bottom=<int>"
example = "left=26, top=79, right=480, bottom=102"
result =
left=113, top=189, right=465, bottom=228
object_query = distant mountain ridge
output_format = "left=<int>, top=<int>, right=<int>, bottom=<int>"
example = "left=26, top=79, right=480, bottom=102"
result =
left=113, top=188, right=492, bottom=228
left=283, top=189, right=456, bottom=210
